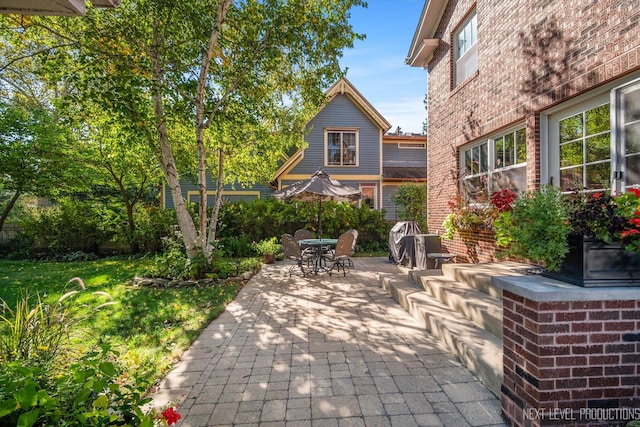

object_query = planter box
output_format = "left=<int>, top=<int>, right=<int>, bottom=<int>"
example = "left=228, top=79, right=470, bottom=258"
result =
left=542, top=235, right=640, bottom=287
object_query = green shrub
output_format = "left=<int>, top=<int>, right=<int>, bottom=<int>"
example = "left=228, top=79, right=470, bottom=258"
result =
left=391, top=184, right=428, bottom=232
left=121, top=206, right=178, bottom=254
left=17, top=199, right=119, bottom=258
left=0, top=344, right=179, bottom=427
left=217, top=198, right=390, bottom=255
left=493, top=186, right=570, bottom=271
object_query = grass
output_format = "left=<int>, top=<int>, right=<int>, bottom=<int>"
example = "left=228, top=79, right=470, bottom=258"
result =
left=0, top=257, right=246, bottom=388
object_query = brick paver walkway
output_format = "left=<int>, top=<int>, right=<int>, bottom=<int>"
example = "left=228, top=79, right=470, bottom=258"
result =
left=148, top=257, right=507, bottom=426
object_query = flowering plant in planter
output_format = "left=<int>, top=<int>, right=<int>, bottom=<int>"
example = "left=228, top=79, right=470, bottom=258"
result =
left=566, top=188, right=640, bottom=252
left=494, top=186, right=640, bottom=273
left=441, top=194, right=499, bottom=240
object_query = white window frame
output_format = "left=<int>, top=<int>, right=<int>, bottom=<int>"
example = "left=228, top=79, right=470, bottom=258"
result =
left=460, top=126, right=527, bottom=204
left=324, top=128, right=359, bottom=167
left=454, top=10, right=478, bottom=86
left=547, top=94, right=611, bottom=193
left=544, top=76, right=640, bottom=195
left=613, top=78, right=640, bottom=193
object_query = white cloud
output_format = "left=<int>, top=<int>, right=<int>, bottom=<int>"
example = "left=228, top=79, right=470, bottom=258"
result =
left=377, top=97, right=426, bottom=134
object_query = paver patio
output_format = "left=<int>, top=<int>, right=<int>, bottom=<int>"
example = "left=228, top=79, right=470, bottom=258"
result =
left=148, top=257, right=508, bottom=426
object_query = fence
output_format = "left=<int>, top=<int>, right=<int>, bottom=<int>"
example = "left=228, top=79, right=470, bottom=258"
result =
left=0, top=223, right=19, bottom=247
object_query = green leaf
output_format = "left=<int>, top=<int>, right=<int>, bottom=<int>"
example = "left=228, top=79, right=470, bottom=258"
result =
left=92, top=379, right=108, bottom=393
left=92, top=394, right=109, bottom=411
left=13, top=383, right=38, bottom=409
left=98, top=361, right=116, bottom=377
left=0, top=399, right=18, bottom=418
left=17, top=409, right=40, bottom=427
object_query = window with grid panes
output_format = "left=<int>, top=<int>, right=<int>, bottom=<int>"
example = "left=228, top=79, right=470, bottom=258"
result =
left=326, top=130, right=357, bottom=166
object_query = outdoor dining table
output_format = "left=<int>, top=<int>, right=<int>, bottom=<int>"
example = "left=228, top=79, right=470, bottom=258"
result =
left=298, top=238, right=338, bottom=275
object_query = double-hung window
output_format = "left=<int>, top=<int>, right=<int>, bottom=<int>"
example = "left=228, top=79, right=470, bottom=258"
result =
left=454, top=11, right=477, bottom=86
left=461, top=128, right=527, bottom=203
left=326, top=129, right=358, bottom=166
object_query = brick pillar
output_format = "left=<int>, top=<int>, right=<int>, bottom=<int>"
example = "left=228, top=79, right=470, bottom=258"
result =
left=494, top=277, right=640, bottom=427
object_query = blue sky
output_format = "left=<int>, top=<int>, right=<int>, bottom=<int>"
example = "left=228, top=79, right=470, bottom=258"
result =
left=340, top=0, right=427, bottom=135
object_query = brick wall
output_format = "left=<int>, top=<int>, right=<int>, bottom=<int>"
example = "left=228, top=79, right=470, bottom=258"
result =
left=426, top=0, right=640, bottom=260
left=501, top=291, right=640, bottom=427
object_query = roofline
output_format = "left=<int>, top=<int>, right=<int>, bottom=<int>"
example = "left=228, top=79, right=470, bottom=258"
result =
left=383, top=134, right=427, bottom=142
left=273, top=149, right=304, bottom=184
left=325, top=78, right=392, bottom=132
left=405, top=0, right=449, bottom=68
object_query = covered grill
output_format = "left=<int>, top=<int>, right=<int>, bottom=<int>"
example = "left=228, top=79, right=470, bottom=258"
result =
left=388, top=221, right=441, bottom=269
left=388, top=221, right=422, bottom=267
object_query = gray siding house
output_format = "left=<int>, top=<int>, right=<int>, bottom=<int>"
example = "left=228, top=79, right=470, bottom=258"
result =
left=163, top=78, right=426, bottom=221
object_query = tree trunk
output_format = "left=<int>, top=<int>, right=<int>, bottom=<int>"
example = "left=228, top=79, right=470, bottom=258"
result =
left=207, top=149, right=225, bottom=251
left=194, top=0, right=233, bottom=262
left=150, top=26, right=200, bottom=258
left=0, top=189, right=21, bottom=234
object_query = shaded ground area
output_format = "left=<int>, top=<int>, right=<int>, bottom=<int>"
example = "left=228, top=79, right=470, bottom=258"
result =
left=148, top=257, right=507, bottom=427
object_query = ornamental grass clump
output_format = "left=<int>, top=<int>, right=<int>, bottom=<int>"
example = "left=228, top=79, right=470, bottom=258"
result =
left=0, top=278, right=115, bottom=367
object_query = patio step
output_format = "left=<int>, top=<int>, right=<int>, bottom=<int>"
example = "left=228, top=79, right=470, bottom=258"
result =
left=409, top=271, right=504, bottom=339
left=379, top=273, right=503, bottom=397
left=378, top=262, right=530, bottom=398
left=438, top=261, right=531, bottom=299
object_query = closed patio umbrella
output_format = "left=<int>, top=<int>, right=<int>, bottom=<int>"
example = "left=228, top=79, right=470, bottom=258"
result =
left=272, top=169, right=361, bottom=238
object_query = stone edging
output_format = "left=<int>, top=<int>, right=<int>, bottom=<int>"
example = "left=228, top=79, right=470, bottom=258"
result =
left=131, top=270, right=255, bottom=288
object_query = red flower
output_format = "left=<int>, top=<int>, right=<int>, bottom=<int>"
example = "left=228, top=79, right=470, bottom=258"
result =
left=490, top=189, right=517, bottom=212
left=630, top=188, right=640, bottom=197
left=621, top=229, right=640, bottom=237
left=629, top=218, right=640, bottom=226
left=161, top=407, right=181, bottom=425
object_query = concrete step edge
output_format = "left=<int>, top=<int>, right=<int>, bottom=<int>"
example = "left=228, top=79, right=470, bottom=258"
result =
left=378, top=273, right=502, bottom=397
left=409, top=273, right=503, bottom=339
left=439, top=262, right=531, bottom=298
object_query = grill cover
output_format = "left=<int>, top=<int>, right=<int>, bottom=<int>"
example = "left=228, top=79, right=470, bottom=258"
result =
left=388, top=221, right=422, bottom=266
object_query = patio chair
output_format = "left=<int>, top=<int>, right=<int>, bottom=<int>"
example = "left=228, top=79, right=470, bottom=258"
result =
left=294, top=229, right=314, bottom=242
left=281, top=234, right=314, bottom=277
left=325, top=231, right=355, bottom=276
left=345, top=229, right=358, bottom=268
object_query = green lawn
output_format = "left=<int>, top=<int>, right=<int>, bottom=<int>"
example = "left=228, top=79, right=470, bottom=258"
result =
left=0, top=258, right=245, bottom=388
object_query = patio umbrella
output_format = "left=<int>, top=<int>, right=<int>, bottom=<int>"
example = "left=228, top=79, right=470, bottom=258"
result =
left=272, top=169, right=361, bottom=238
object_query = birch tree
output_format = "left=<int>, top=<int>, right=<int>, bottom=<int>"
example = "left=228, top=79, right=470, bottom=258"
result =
left=3, top=0, right=365, bottom=265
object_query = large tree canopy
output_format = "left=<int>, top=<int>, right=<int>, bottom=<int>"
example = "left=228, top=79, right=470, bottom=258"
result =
left=2, top=0, right=365, bottom=264
left=0, top=99, right=74, bottom=232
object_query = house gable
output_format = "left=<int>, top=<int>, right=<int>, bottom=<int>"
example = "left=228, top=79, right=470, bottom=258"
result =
left=274, top=78, right=391, bottom=184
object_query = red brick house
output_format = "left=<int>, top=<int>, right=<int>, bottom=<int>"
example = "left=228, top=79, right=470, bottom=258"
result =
left=407, top=0, right=640, bottom=263
left=407, top=4, right=640, bottom=426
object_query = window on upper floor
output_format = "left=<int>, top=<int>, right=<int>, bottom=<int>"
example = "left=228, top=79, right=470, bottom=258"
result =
left=461, top=127, right=527, bottom=204
left=454, top=10, right=477, bottom=87
left=326, top=129, right=358, bottom=166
